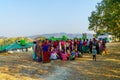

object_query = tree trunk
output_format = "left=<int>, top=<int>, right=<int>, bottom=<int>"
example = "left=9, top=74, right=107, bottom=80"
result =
left=118, top=32, right=120, bottom=42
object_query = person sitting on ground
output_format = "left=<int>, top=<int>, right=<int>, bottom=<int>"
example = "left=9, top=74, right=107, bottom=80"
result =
left=61, top=50, right=68, bottom=61
left=69, top=48, right=76, bottom=60
left=50, top=48, right=58, bottom=60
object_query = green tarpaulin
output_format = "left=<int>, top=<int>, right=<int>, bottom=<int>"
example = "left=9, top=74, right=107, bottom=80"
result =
left=5, top=42, right=33, bottom=51
left=0, top=45, right=8, bottom=51
left=47, top=38, right=62, bottom=41
left=47, top=35, right=68, bottom=41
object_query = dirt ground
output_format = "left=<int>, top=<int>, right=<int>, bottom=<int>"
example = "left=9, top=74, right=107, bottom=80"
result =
left=0, top=43, right=120, bottom=80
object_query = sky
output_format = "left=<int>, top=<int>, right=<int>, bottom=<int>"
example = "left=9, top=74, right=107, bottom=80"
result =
left=0, top=0, right=102, bottom=37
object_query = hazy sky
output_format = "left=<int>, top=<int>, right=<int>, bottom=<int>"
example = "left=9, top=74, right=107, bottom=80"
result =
left=0, top=0, right=102, bottom=37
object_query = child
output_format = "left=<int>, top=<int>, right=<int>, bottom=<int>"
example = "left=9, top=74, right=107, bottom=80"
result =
left=92, top=46, right=97, bottom=61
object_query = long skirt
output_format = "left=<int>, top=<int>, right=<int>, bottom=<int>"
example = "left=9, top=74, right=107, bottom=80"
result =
left=86, top=46, right=89, bottom=53
left=32, top=52, right=37, bottom=61
left=43, top=51, right=50, bottom=63
left=82, top=46, right=86, bottom=53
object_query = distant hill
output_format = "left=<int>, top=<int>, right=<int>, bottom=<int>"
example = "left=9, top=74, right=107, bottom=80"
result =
left=0, top=36, right=5, bottom=39
left=28, top=33, right=94, bottom=39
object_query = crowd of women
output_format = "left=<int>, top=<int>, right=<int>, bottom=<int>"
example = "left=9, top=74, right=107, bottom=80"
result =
left=32, top=38, right=106, bottom=63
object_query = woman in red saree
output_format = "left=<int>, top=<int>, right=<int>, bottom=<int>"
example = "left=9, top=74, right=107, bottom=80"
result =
left=42, top=40, right=50, bottom=63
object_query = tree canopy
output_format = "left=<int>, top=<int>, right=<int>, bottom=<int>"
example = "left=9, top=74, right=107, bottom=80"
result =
left=88, top=0, right=120, bottom=38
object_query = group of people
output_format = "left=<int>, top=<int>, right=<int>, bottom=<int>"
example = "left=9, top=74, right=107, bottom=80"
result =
left=32, top=38, right=106, bottom=63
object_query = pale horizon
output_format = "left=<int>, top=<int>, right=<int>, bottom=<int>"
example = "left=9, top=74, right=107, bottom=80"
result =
left=0, top=0, right=101, bottom=37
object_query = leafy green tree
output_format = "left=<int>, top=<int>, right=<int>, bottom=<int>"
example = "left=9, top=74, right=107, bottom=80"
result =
left=88, top=0, right=120, bottom=40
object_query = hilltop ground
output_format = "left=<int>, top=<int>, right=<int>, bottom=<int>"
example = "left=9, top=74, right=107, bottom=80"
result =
left=0, top=43, right=120, bottom=80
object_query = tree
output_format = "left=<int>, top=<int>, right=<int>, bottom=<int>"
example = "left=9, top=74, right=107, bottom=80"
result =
left=88, top=0, right=120, bottom=40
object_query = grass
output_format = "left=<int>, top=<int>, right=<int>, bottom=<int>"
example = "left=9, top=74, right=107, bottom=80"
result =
left=0, top=42, right=120, bottom=80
